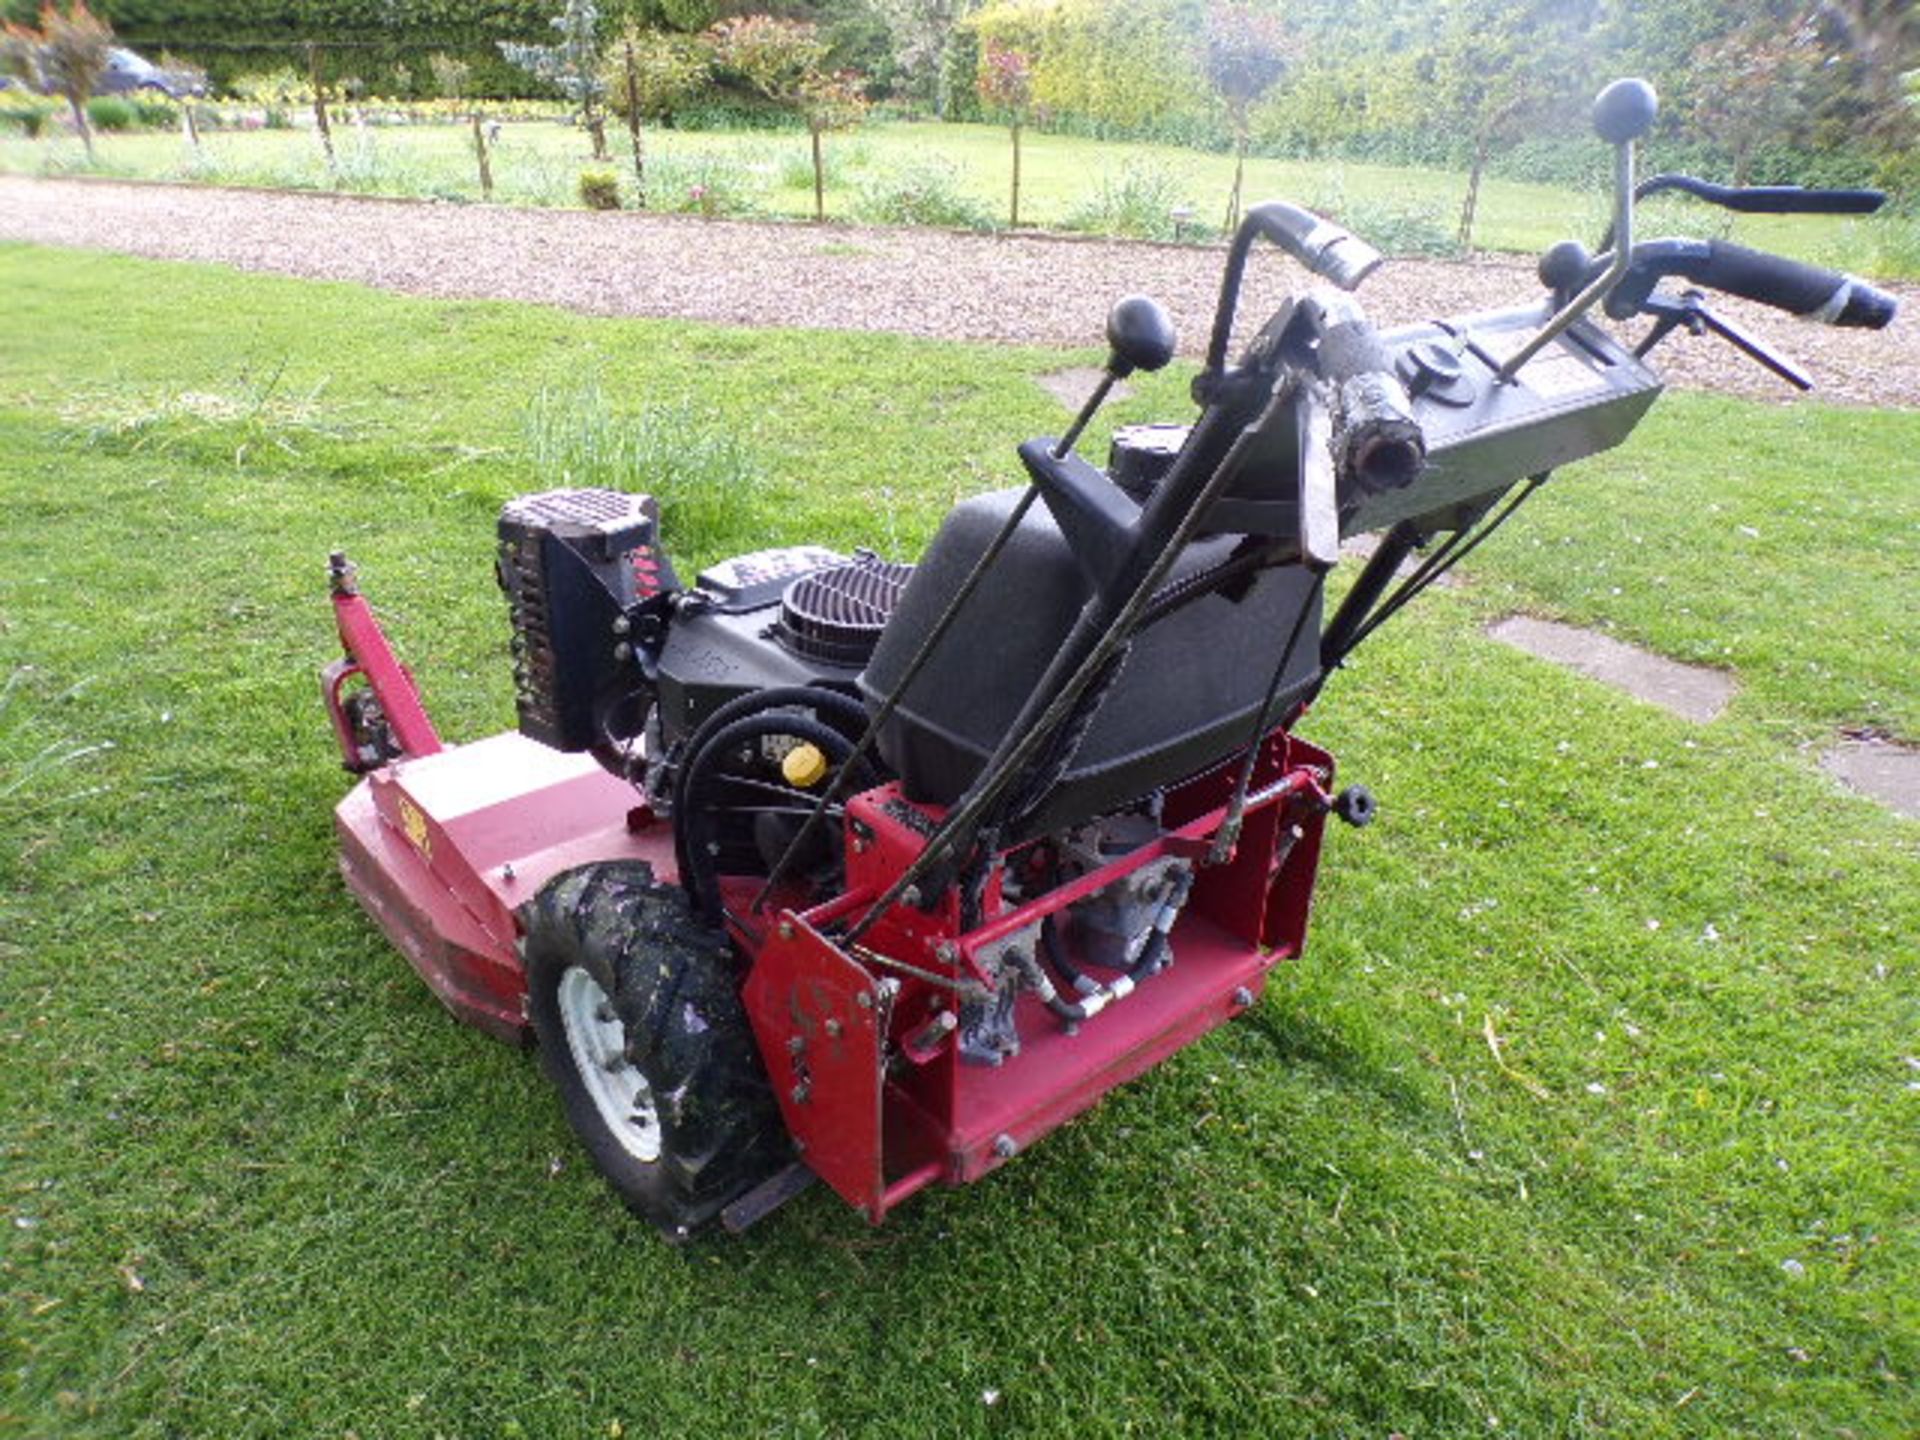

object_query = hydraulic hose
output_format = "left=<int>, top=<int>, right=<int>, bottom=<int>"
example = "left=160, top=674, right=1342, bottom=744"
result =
left=1021, top=867, right=1194, bottom=1024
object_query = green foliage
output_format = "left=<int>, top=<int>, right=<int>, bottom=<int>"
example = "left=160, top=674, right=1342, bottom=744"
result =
left=970, top=0, right=1215, bottom=141
left=775, top=134, right=858, bottom=188
left=940, top=18, right=980, bottom=121
left=667, top=91, right=802, bottom=130
left=499, top=0, right=605, bottom=105
left=427, top=51, right=471, bottom=100
left=1202, top=0, right=1290, bottom=124
left=576, top=163, right=620, bottom=206
left=644, top=147, right=762, bottom=214
left=852, top=153, right=992, bottom=227
left=1063, top=156, right=1197, bottom=239
left=973, top=37, right=1029, bottom=119
left=1307, top=182, right=1458, bottom=256
left=601, top=23, right=707, bottom=121
left=0, top=94, right=54, bottom=133
left=229, top=64, right=306, bottom=110
left=522, top=379, right=769, bottom=560
left=706, top=13, right=826, bottom=105
left=83, top=91, right=132, bottom=128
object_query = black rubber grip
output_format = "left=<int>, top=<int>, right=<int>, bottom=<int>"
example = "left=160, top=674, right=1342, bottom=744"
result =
left=1635, top=174, right=1886, bottom=216
left=1720, top=186, right=1885, bottom=216
left=1692, top=240, right=1897, bottom=328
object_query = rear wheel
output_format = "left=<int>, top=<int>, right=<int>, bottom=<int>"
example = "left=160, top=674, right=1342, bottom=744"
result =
left=522, top=861, right=789, bottom=1238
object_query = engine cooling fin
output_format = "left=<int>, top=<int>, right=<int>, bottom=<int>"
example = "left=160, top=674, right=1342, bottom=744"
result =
left=776, top=554, right=915, bottom=667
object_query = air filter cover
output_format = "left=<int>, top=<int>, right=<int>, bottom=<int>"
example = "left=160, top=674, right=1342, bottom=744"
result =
left=776, top=552, right=915, bottom=667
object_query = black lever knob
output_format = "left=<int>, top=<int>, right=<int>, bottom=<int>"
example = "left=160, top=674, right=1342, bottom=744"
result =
left=1105, top=295, right=1177, bottom=378
left=1539, top=239, right=1594, bottom=297
left=1592, top=78, right=1657, bottom=145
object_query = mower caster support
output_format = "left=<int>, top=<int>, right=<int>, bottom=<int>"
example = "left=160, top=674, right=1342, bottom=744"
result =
left=720, top=1161, right=818, bottom=1235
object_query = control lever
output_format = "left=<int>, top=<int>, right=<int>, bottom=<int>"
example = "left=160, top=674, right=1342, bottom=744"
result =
left=1498, top=78, right=1658, bottom=383
left=1635, top=291, right=1814, bottom=391
left=1053, top=294, right=1176, bottom=459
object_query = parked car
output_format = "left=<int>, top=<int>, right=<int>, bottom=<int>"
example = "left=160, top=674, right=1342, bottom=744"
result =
left=0, top=47, right=204, bottom=99
left=98, top=47, right=205, bottom=99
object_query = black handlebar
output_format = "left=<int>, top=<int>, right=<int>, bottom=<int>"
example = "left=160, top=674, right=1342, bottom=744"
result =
left=1635, top=174, right=1886, bottom=216
left=1604, top=238, right=1898, bottom=330
left=1202, top=202, right=1384, bottom=376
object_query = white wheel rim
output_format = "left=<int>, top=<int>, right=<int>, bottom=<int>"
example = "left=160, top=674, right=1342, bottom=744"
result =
left=556, top=966, right=661, bottom=1164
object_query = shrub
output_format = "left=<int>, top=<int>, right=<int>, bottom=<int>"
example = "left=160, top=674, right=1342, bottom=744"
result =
left=1866, top=215, right=1920, bottom=277
left=522, top=381, right=768, bottom=564
left=130, top=95, right=175, bottom=128
left=1307, top=189, right=1459, bottom=258
left=84, top=94, right=135, bottom=130
left=777, top=137, right=864, bottom=191
left=577, top=166, right=621, bottom=209
left=0, top=98, right=55, bottom=136
left=668, top=95, right=802, bottom=131
left=1063, top=160, right=1196, bottom=241
left=645, top=150, right=760, bottom=215
left=971, top=0, right=1214, bottom=143
left=852, top=157, right=993, bottom=230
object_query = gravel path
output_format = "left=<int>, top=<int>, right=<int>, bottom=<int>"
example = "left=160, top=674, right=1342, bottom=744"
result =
left=4, top=175, right=1914, bottom=408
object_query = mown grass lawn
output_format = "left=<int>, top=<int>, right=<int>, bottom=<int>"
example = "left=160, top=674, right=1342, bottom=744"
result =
left=1, top=244, right=1915, bottom=1438
left=4, top=117, right=1916, bottom=280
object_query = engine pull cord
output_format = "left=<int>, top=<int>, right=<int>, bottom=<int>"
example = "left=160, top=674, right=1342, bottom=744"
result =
left=1207, top=569, right=1327, bottom=866
left=750, top=484, right=1043, bottom=914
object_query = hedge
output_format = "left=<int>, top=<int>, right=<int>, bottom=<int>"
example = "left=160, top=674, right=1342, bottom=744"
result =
left=0, top=0, right=714, bottom=96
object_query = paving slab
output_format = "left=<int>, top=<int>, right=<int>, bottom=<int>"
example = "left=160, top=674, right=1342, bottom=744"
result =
left=1487, top=616, right=1737, bottom=723
left=1034, top=367, right=1130, bottom=410
left=1821, top=736, right=1920, bottom=819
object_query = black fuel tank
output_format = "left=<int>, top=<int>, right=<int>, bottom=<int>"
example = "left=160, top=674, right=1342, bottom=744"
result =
left=859, top=488, right=1322, bottom=835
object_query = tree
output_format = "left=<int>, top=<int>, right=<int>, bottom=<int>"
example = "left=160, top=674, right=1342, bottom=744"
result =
left=875, top=0, right=978, bottom=117
left=1811, top=0, right=1920, bottom=148
left=1419, top=0, right=1596, bottom=252
left=975, top=40, right=1032, bottom=227
left=303, top=40, right=336, bottom=171
left=1689, top=16, right=1822, bottom=186
left=602, top=23, right=709, bottom=204
left=796, top=66, right=869, bottom=221
left=1, top=1, right=111, bottom=161
left=502, top=0, right=611, bottom=161
left=158, top=48, right=206, bottom=150
left=709, top=15, right=868, bottom=222
left=1203, top=2, right=1293, bottom=234
left=430, top=51, right=495, bottom=199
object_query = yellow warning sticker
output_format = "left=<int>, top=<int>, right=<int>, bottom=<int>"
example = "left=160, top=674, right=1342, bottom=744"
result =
left=398, top=797, right=432, bottom=859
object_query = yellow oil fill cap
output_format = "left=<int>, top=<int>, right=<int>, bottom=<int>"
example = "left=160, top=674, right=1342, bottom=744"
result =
left=781, top=742, right=829, bottom=789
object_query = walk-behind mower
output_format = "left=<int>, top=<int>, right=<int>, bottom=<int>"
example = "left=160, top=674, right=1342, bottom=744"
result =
left=320, top=82, right=1896, bottom=1238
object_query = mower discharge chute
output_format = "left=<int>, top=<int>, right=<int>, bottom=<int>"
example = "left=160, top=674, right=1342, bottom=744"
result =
left=321, top=81, right=1897, bottom=1238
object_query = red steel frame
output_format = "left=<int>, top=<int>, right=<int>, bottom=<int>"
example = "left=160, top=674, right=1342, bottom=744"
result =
left=326, top=584, right=1337, bottom=1221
